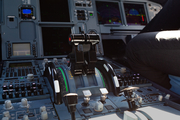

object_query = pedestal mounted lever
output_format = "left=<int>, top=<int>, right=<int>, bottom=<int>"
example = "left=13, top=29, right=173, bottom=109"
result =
left=100, top=88, right=108, bottom=104
left=82, top=90, right=92, bottom=106
left=68, top=34, right=100, bottom=76
left=64, top=93, right=78, bottom=120
left=121, top=87, right=140, bottom=111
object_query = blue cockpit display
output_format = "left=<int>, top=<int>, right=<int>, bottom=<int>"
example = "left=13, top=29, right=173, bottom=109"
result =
left=22, top=9, right=32, bottom=14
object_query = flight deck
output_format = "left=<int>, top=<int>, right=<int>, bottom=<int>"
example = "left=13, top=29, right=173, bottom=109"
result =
left=0, top=0, right=180, bottom=120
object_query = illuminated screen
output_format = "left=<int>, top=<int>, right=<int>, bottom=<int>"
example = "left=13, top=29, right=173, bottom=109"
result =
left=22, top=9, right=31, bottom=14
left=13, top=43, right=31, bottom=56
left=96, top=1, right=122, bottom=25
left=9, top=62, right=32, bottom=68
left=40, top=0, right=70, bottom=22
left=21, top=8, right=33, bottom=19
left=42, top=27, right=72, bottom=56
left=124, top=3, right=147, bottom=25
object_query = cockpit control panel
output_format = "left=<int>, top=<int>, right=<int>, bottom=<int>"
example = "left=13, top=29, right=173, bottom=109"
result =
left=1, top=0, right=180, bottom=120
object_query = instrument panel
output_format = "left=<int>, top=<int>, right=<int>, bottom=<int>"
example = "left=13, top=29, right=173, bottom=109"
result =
left=1, top=0, right=162, bottom=60
left=1, top=0, right=180, bottom=120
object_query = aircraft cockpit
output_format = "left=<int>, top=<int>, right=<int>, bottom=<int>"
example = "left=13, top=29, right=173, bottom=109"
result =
left=0, top=0, right=180, bottom=120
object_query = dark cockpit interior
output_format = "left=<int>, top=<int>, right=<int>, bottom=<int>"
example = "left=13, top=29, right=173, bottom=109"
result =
left=1, top=0, right=180, bottom=120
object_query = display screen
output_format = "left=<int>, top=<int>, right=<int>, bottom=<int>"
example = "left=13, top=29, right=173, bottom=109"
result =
left=22, top=9, right=32, bottom=14
left=96, top=1, right=122, bottom=25
left=13, top=43, right=31, bottom=56
left=40, top=0, right=70, bottom=22
left=9, top=62, right=32, bottom=68
left=42, top=27, right=72, bottom=56
left=21, top=8, right=33, bottom=19
left=124, top=3, right=147, bottom=25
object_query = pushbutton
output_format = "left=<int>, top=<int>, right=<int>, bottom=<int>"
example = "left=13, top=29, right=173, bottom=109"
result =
left=136, top=80, right=139, bottom=84
left=37, top=83, right=42, bottom=89
left=15, top=85, right=19, bottom=91
left=39, top=89, right=43, bottom=95
left=128, top=80, right=131, bottom=85
left=15, top=92, right=19, bottom=98
left=34, top=90, right=37, bottom=96
left=32, top=83, right=36, bottom=87
left=9, top=92, right=13, bottom=98
left=26, top=83, right=30, bottom=90
left=132, top=80, right=135, bottom=85
left=2, top=93, right=7, bottom=99
left=3, top=85, right=7, bottom=90
left=21, top=84, right=25, bottom=91
left=21, top=91, right=26, bottom=97
left=119, top=81, right=123, bottom=86
left=9, top=85, right=13, bottom=89
left=124, top=81, right=127, bottom=86
left=28, top=90, right=32, bottom=96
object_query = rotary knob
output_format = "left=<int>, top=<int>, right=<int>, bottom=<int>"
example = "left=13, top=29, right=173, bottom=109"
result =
left=4, top=100, right=13, bottom=110
left=3, top=111, right=10, bottom=118
left=20, top=98, right=29, bottom=108
left=40, top=106, right=46, bottom=113
left=41, top=111, right=48, bottom=120
left=2, top=117, right=9, bottom=120
left=23, top=115, right=29, bottom=120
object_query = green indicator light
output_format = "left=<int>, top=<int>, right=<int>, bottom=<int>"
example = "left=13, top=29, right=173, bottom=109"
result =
left=96, top=69, right=106, bottom=87
left=58, top=67, right=68, bottom=92
left=20, top=77, right=23, bottom=79
left=106, top=5, right=108, bottom=7
left=109, top=20, right=111, bottom=23
left=90, top=13, right=93, bottom=16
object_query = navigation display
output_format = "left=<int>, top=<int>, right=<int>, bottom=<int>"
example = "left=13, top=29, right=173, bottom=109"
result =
left=96, top=1, right=122, bottom=25
left=42, top=27, right=72, bottom=56
left=40, top=0, right=70, bottom=22
left=124, top=3, right=147, bottom=25
left=13, top=43, right=31, bottom=56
